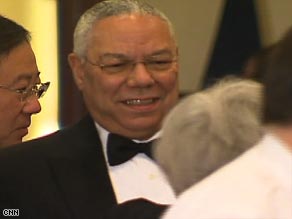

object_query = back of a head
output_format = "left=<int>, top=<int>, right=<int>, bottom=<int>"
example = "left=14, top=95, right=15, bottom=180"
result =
left=154, top=77, right=263, bottom=194
left=73, top=0, right=175, bottom=57
left=0, top=15, right=30, bottom=59
left=263, top=27, right=292, bottom=125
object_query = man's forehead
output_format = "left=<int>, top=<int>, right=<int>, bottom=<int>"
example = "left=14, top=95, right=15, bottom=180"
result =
left=12, top=71, right=40, bottom=81
left=99, top=49, right=175, bottom=59
left=0, top=70, right=40, bottom=85
left=92, top=13, right=169, bottom=32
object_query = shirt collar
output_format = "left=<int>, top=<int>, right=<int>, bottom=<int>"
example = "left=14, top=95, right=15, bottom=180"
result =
left=93, top=121, right=161, bottom=162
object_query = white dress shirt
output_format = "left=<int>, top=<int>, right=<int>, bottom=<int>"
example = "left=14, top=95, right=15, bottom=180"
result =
left=162, top=133, right=292, bottom=219
left=95, top=122, right=176, bottom=205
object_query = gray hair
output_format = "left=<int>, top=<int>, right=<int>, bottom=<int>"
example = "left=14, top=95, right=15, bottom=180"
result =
left=73, top=0, right=175, bottom=57
left=154, top=77, right=263, bottom=194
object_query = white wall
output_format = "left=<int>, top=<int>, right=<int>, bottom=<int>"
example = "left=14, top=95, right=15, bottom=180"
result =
left=257, top=0, right=292, bottom=45
left=148, top=0, right=292, bottom=92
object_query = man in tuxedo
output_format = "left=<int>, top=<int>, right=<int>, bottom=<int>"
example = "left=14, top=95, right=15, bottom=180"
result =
left=0, top=15, right=49, bottom=148
left=0, top=0, right=178, bottom=218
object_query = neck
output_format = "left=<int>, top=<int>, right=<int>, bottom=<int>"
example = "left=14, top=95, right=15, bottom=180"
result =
left=267, top=125, right=292, bottom=152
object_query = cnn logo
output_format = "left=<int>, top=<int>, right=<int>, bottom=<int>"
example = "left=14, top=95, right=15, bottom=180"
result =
left=2, top=209, right=19, bottom=217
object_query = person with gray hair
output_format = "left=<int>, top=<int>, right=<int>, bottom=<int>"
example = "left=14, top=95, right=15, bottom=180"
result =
left=162, top=28, right=292, bottom=219
left=154, top=77, right=263, bottom=195
left=72, top=0, right=175, bottom=58
left=0, top=0, right=179, bottom=218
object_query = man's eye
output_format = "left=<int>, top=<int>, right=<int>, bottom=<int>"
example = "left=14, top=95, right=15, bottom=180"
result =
left=105, top=63, right=128, bottom=68
left=15, top=87, right=28, bottom=94
left=102, top=63, right=129, bottom=73
left=153, top=60, right=172, bottom=64
left=148, top=60, right=173, bottom=67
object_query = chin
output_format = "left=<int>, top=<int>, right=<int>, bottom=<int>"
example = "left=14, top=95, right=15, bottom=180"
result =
left=8, top=138, right=23, bottom=147
left=130, top=123, right=160, bottom=137
left=0, top=140, right=20, bottom=148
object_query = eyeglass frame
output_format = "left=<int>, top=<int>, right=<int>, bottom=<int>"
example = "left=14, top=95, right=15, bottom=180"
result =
left=0, top=81, right=50, bottom=102
left=83, top=56, right=178, bottom=75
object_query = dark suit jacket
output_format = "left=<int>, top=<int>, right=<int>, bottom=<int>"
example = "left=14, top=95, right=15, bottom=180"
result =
left=0, top=115, right=167, bottom=219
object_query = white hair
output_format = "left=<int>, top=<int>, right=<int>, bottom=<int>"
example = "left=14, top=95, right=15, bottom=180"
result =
left=154, top=77, right=263, bottom=194
left=73, top=0, right=175, bottom=57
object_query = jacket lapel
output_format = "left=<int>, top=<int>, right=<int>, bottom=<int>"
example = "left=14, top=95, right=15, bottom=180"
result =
left=48, top=115, right=117, bottom=218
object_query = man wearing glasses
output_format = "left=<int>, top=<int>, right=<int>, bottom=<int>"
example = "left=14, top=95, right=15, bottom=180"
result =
left=0, top=1, right=178, bottom=218
left=0, top=15, right=49, bottom=148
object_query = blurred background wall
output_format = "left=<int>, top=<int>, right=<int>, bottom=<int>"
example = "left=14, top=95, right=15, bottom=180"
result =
left=0, top=0, right=291, bottom=141
left=148, top=0, right=292, bottom=91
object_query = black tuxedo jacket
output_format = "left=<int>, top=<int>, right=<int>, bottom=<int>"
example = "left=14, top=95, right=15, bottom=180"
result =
left=0, top=115, right=167, bottom=219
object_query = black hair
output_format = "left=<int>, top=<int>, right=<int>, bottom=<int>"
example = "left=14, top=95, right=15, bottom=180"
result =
left=0, top=15, right=31, bottom=58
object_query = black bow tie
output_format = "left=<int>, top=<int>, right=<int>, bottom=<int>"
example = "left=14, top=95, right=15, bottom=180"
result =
left=107, top=133, right=153, bottom=166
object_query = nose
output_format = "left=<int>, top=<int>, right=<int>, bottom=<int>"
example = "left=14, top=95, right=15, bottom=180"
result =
left=127, top=63, right=155, bottom=87
left=22, top=96, right=41, bottom=114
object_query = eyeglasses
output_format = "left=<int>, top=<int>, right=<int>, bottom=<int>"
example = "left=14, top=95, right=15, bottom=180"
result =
left=0, top=82, right=50, bottom=102
left=84, top=57, right=177, bottom=75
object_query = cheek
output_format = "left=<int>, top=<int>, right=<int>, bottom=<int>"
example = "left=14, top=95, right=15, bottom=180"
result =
left=90, top=73, right=124, bottom=95
left=0, top=95, right=22, bottom=113
left=83, top=73, right=125, bottom=107
left=158, top=70, right=179, bottom=93
left=158, top=71, right=179, bottom=111
left=0, top=98, right=21, bottom=132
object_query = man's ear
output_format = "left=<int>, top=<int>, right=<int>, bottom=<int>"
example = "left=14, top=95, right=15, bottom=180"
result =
left=68, top=53, right=85, bottom=90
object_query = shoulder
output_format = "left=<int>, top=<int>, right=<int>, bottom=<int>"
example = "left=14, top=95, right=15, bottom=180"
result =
left=0, top=115, right=99, bottom=169
left=0, top=130, right=62, bottom=177
left=162, top=136, right=287, bottom=219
